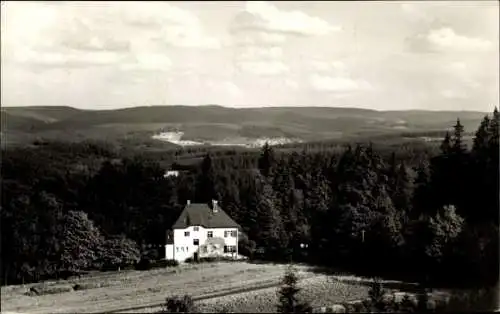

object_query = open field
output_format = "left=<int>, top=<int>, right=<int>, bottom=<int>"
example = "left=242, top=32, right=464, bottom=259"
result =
left=1, top=262, right=349, bottom=314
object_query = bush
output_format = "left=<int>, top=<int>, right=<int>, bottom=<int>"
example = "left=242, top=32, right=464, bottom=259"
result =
left=27, top=284, right=73, bottom=296
left=160, top=295, right=196, bottom=313
left=438, top=287, right=499, bottom=312
left=73, top=282, right=102, bottom=291
left=368, top=278, right=387, bottom=311
left=155, top=259, right=179, bottom=267
left=135, top=258, right=153, bottom=271
left=185, top=256, right=234, bottom=264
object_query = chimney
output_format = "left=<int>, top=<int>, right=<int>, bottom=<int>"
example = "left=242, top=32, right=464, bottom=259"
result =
left=187, top=200, right=191, bottom=205
left=212, top=200, right=218, bottom=213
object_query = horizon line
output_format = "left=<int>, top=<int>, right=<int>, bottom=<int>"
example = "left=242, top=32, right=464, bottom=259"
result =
left=1, top=104, right=494, bottom=113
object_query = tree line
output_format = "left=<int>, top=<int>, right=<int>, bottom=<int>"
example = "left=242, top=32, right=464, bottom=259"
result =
left=1, top=108, right=498, bottom=288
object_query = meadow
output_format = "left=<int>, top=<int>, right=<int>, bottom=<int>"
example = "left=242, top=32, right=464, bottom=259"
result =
left=1, top=262, right=346, bottom=314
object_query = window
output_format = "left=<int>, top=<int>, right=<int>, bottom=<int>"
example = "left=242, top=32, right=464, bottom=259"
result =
left=193, top=239, right=199, bottom=246
left=176, top=247, right=179, bottom=252
left=193, top=226, right=199, bottom=231
left=224, top=245, right=236, bottom=253
left=224, top=231, right=229, bottom=237
left=207, top=231, right=213, bottom=238
left=184, top=231, right=190, bottom=237
left=231, top=230, right=237, bottom=237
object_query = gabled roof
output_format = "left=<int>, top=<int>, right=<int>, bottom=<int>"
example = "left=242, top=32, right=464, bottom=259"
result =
left=172, top=202, right=241, bottom=230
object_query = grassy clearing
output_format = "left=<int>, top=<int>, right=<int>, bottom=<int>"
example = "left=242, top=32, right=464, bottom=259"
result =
left=0, top=262, right=310, bottom=314
left=197, top=276, right=369, bottom=313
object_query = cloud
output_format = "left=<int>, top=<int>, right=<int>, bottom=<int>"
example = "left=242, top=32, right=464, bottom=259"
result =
left=206, top=80, right=242, bottom=96
left=284, top=79, right=299, bottom=89
left=16, top=50, right=126, bottom=68
left=235, top=60, right=289, bottom=76
left=235, top=46, right=283, bottom=60
left=440, top=89, right=468, bottom=99
left=229, top=1, right=341, bottom=77
left=309, top=74, right=372, bottom=92
left=2, top=2, right=219, bottom=70
left=309, top=60, right=346, bottom=73
left=408, top=27, right=493, bottom=53
left=231, top=1, right=340, bottom=37
left=120, top=53, right=172, bottom=72
left=231, top=30, right=288, bottom=46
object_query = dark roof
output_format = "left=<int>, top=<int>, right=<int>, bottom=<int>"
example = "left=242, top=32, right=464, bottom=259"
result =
left=172, top=202, right=241, bottom=230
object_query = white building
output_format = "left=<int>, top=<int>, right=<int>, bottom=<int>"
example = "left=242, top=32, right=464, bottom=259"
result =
left=165, top=200, right=241, bottom=262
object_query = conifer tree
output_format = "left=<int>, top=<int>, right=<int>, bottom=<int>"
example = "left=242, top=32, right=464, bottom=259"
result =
left=277, top=265, right=312, bottom=313
left=258, top=142, right=276, bottom=178
left=440, top=132, right=452, bottom=155
left=451, top=119, right=466, bottom=154
left=472, top=115, right=491, bottom=154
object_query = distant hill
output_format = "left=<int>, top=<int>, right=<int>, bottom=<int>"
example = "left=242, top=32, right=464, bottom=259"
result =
left=0, top=105, right=488, bottom=149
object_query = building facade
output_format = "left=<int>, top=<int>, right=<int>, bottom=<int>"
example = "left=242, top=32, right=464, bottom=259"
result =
left=165, top=200, right=241, bottom=262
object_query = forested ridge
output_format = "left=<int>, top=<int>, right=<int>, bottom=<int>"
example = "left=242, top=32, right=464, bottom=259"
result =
left=1, top=108, right=498, bottom=289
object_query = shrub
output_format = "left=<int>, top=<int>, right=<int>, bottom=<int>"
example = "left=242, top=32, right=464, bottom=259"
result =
left=135, top=258, right=153, bottom=271
left=276, top=265, right=312, bottom=313
left=73, top=282, right=102, bottom=291
left=185, top=256, right=234, bottom=264
left=353, top=301, right=367, bottom=313
left=398, top=294, right=417, bottom=312
left=160, top=295, right=196, bottom=313
left=27, top=284, right=73, bottom=296
left=438, top=287, right=499, bottom=312
left=155, top=259, right=179, bottom=268
left=368, top=278, right=387, bottom=311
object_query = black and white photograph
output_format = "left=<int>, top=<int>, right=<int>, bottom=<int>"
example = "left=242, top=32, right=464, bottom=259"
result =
left=1, top=1, right=499, bottom=313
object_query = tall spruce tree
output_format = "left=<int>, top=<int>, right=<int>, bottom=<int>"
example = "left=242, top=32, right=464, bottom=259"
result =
left=277, top=265, right=312, bottom=313
left=258, top=142, right=276, bottom=178
left=451, top=119, right=467, bottom=154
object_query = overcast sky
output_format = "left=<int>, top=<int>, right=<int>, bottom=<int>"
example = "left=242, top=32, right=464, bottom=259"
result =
left=1, top=1, right=498, bottom=111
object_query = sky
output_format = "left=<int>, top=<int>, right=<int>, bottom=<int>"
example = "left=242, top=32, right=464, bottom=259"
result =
left=1, top=1, right=498, bottom=111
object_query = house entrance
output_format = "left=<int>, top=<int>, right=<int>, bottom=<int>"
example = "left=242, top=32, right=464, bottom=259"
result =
left=194, top=252, right=199, bottom=262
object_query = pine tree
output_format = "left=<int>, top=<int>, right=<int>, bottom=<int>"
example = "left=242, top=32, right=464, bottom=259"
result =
left=472, top=115, right=491, bottom=154
left=254, top=177, right=286, bottom=255
left=451, top=119, right=466, bottom=154
left=393, top=162, right=413, bottom=218
left=258, top=142, right=276, bottom=178
left=277, top=265, right=312, bottom=313
left=195, top=154, right=217, bottom=203
left=368, top=278, right=387, bottom=311
left=440, top=132, right=452, bottom=155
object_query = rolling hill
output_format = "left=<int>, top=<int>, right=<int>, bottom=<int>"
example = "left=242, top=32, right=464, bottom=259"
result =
left=0, top=105, right=488, bottom=149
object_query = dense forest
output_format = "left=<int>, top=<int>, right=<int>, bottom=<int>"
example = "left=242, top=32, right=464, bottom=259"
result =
left=1, top=108, right=498, bottom=289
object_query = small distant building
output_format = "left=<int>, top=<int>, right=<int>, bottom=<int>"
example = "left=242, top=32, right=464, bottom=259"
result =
left=165, top=200, right=242, bottom=262
left=163, top=170, right=179, bottom=178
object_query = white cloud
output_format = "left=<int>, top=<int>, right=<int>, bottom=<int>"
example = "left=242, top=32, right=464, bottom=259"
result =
left=235, top=1, right=341, bottom=36
left=409, top=27, right=493, bottom=53
left=118, top=2, right=220, bottom=49
left=236, top=60, right=289, bottom=76
left=285, top=79, right=299, bottom=89
left=427, top=27, right=492, bottom=52
left=229, top=2, right=342, bottom=78
left=309, top=74, right=372, bottom=92
left=121, top=53, right=172, bottom=72
left=235, top=46, right=283, bottom=60
left=309, top=60, right=346, bottom=73
left=231, top=30, right=288, bottom=46
left=1, top=2, right=219, bottom=70
left=441, top=89, right=468, bottom=99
